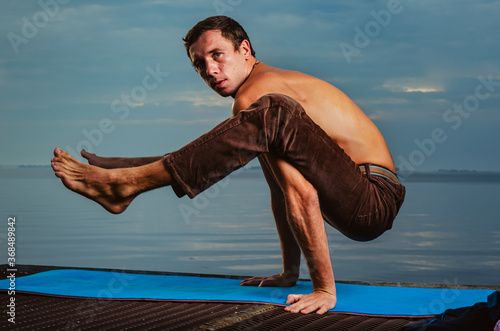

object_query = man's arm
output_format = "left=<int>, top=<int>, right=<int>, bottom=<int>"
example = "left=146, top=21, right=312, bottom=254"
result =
left=240, top=155, right=301, bottom=287
left=259, top=155, right=337, bottom=314
left=233, top=91, right=336, bottom=314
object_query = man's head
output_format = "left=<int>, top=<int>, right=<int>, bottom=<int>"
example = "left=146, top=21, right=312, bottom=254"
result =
left=183, top=16, right=257, bottom=97
left=183, top=16, right=255, bottom=60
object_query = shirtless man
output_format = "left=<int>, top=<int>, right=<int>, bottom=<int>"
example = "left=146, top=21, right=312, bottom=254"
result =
left=51, top=16, right=405, bottom=314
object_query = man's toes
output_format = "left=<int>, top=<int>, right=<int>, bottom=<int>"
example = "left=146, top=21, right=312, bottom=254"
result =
left=81, top=149, right=90, bottom=158
left=60, top=148, right=70, bottom=158
left=55, top=147, right=68, bottom=156
left=56, top=148, right=74, bottom=159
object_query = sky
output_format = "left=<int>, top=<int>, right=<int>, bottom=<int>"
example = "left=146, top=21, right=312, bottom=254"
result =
left=1, top=0, right=499, bottom=173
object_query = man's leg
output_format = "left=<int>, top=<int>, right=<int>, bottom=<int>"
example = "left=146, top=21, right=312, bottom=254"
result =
left=53, top=94, right=311, bottom=215
left=53, top=93, right=402, bottom=237
left=81, top=149, right=163, bottom=169
left=164, top=93, right=404, bottom=240
left=51, top=148, right=172, bottom=214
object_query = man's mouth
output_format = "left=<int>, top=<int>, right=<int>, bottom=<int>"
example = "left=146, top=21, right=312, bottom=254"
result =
left=214, top=79, right=226, bottom=89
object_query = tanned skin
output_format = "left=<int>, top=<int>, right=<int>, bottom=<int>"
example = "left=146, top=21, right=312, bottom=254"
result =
left=51, top=29, right=395, bottom=314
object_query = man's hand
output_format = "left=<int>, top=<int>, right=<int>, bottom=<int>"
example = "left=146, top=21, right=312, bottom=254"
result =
left=240, top=273, right=298, bottom=287
left=285, top=291, right=337, bottom=314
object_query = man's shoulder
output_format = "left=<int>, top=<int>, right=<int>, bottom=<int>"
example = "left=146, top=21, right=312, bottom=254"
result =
left=232, top=65, right=322, bottom=114
left=252, top=66, right=301, bottom=82
left=232, top=89, right=259, bottom=114
left=234, top=67, right=288, bottom=103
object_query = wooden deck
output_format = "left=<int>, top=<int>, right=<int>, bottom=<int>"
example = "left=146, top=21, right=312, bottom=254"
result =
left=7, top=264, right=495, bottom=330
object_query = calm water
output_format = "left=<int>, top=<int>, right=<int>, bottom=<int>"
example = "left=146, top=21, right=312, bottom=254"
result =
left=1, top=168, right=499, bottom=286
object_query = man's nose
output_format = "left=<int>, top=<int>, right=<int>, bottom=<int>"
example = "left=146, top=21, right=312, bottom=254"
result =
left=206, top=60, right=218, bottom=77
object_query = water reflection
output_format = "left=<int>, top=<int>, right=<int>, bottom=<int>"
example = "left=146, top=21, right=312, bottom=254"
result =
left=1, top=170, right=499, bottom=285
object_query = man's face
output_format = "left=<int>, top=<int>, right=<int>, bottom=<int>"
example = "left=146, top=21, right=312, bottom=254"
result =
left=189, top=30, right=250, bottom=97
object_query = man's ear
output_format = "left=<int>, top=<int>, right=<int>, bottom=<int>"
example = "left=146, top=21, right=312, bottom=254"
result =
left=239, top=39, right=252, bottom=60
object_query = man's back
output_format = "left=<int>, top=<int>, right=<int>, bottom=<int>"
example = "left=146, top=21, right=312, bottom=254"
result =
left=233, top=63, right=395, bottom=171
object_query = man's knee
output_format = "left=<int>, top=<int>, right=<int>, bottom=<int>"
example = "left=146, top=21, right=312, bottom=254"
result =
left=284, top=178, right=319, bottom=212
left=247, top=93, right=304, bottom=114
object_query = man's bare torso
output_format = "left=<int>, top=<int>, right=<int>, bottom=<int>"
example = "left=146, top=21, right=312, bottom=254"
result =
left=232, top=63, right=395, bottom=172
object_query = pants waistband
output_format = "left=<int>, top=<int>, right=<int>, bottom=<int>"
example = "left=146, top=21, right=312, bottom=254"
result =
left=359, top=164, right=401, bottom=185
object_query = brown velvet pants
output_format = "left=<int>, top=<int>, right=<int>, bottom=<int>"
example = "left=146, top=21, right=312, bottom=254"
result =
left=163, top=93, right=405, bottom=241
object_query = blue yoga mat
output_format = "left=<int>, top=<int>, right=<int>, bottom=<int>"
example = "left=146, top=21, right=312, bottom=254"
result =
left=0, top=269, right=495, bottom=317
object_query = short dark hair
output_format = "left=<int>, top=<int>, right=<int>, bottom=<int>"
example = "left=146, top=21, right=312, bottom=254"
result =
left=183, top=16, right=255, bottom=59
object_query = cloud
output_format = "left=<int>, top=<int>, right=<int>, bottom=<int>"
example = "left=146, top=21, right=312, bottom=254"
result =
left=357, top=97, right=409, bottom=106
left=52, top=4, right=111, bottom=27
left=1, top=1, right=499, bottom=170
left=380, top=78, right=444, bottom=94
left=0, top=67, right=6, bottom=85
left=53, top=117, right=226, bottom=127
left=256, top=13, right=306, bottom=28
left=119, top=118, right=227, bottom=126
left=172, top=90, right=233, bottom=107
left=145, top=0, right=208, bottom=6
left=402, top=87, right=441, bottom=93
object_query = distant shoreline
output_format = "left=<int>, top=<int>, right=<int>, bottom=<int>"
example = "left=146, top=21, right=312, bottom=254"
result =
left=2, top=164, right=499, bottom=173
left=0, top=165, right=53, bottom=169
left=399, top=171, right=500, bottom=183
left=2, top=166, right=500, bottom=182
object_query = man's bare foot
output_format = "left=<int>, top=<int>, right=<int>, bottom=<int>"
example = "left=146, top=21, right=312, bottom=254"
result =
left=81, top=149, right=163, bottom=169
left=51, top=148, right=138, bottom=214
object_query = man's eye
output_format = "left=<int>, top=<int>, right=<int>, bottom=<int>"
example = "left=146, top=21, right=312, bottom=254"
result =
left=214, top=52, right=222, bottom=58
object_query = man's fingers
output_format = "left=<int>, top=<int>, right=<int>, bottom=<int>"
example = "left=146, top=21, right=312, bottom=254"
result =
left=287, top=299, right=320, bottom=314
left=284, top=292, right=337, bottom=314
left=285, top=294, right=303, bottom=304
left=287, top=294, right=313, bottom=313
left=257, top=279, right=274, bottom=287
left=315, top=307, right=328, bottom=315
left=298, top=300, right=326, bottom=315
left=240, top=276, right=265, bottom=286
left=240, top=274, right=296, bottom=287
left=258, top=277, right=285, bottom=287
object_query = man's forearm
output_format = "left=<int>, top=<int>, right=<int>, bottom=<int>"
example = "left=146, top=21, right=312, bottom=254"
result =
left=283, top=184, right=337, bottom=314
left=258, top=155, right=336, bottom=313
left=285, top=190, right=336, bottom=295
left=271, top=194, right=302, bottom=278
left=297, top=220, right=336, bottom=295
left=259, top=156, right=301, bottom=278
